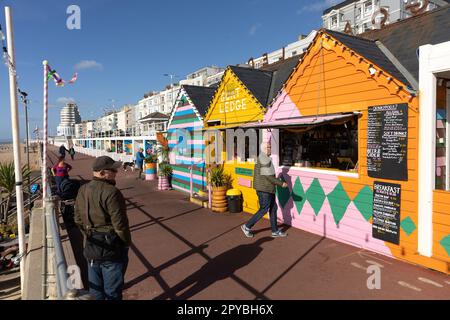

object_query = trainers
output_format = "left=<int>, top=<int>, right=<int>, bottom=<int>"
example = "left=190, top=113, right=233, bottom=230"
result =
left=271, top=230, right=287, bottom=238
left=241, top=225, right=254, bottom=238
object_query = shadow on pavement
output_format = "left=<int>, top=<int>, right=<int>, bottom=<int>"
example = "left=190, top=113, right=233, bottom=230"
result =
left=153, top=237, right=274, bottom=300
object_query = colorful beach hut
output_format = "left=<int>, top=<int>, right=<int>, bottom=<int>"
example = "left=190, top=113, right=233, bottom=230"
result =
left=251, top=17, right=449, bottom=274
left=167, top=85, right=216, bottom=194
left=203, top=59, right=300, bottom=213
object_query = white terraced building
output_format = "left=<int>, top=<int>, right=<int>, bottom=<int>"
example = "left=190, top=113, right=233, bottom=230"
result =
left=56, top=103, right=81, bottom=137
left=322, top=0, right=449, bottom=34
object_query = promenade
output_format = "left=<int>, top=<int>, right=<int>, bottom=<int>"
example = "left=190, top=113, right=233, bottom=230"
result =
left=47, top=147, right=450, bottom=300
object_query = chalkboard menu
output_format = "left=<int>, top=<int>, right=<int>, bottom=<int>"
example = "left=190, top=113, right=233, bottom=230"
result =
left=372, top=181, right=401, bottom=245
left=367, top=104, right=408, bottom=181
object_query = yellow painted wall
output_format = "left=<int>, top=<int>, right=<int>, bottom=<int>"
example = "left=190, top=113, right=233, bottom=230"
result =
left=204, top=68, right=265, bottom=129
left=204, top=67, right=266, bottom=213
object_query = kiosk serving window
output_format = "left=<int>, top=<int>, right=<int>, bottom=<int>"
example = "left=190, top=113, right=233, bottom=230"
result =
left=279, top=116, right=358, bottom=172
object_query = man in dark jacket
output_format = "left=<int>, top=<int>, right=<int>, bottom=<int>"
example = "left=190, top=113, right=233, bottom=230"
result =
left=74, top=156, right=131, bottom=300
left=59, top=144, right=69, bottom=158
left=241, top=142, right=288, bottom=238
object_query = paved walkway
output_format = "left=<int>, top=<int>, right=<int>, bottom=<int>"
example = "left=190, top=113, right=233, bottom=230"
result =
left=48, top=148, right=450, bottom=300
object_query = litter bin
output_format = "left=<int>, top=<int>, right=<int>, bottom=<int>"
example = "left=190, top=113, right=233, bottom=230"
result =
left=227, top=189, right=243, bottom=213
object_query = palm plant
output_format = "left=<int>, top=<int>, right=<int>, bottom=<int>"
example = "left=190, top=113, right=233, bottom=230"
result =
left=158, top=163, right=173, bottom=177
left=0, top=162, right=31, bottom=224
left=209, top=166, right=232, bottom=188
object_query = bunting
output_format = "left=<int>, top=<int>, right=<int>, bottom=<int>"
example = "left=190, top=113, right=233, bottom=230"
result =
left=46, top=64, right=78, bottom=87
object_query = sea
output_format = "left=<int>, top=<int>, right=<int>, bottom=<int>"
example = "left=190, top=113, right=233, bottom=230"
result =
left=0, top=139, right=12, bottom=145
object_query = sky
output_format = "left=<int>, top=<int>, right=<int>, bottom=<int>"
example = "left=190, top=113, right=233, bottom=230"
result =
left=0, top=0, right=339, bottom=140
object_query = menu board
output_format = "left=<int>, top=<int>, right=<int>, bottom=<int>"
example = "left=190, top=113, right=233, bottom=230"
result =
left=372, top=181, right=401, bottom=245
left=367, top=104, right=408, bottom=181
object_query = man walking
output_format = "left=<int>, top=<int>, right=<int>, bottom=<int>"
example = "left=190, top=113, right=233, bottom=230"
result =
left=69, top=146, right=76, bottom=160
left=135, top=147, right=145, bottom=180
left=74, top=156, right=131, bottom=300
left=59, top=144, right=69, bottom=158
left=241, top=141, right=288, bottom=238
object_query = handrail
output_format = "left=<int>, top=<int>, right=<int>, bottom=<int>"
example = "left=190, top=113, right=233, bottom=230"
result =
left=188, top=160, right=205, bottom=198
left=44, top=174, right=69, bottom=299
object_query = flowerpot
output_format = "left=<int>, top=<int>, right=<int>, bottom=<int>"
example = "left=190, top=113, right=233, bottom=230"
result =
left=145, top=163, right=157, bottom=180
left=158, top=176, right=170, bottom=190
left=212, top=206, right=228, bottom=213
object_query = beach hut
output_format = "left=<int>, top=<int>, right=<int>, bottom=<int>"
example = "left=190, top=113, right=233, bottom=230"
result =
left=249, top=12, right=450, bottom=274
left=167, top=85, right=216, bottom=195
left=203, top=59, right=300, bottom=213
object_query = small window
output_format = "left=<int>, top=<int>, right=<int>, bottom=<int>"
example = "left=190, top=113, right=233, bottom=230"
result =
left=364, top=1, right=372, bottom=14
left=279, top=117, right=359, bottom=172
left=331, top=15, right=338, bottom=27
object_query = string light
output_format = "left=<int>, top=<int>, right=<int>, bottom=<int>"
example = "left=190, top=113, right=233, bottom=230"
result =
left=0, top=24, right=16, bottom=76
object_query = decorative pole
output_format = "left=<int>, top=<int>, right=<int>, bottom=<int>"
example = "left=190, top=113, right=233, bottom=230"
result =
left=5, top=6, right=26, bottom=292
left=42, top=60, right=49, bottom=200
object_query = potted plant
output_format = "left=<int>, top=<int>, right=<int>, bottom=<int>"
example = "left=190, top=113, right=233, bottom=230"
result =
left=208, top=166, right=232, bottom=213
left=144, top=152, right=158, bottom=181
left=158, top=163, right=172, bottom=190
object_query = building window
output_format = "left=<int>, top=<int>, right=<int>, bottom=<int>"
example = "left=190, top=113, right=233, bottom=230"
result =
left=331, top=15, right=338, bottom=27
left=356, top=7, right=362, bottom=20
left=364, top=1, right=373, bottom=14
left=291, top=50, right=297, bottom=56
left=279, top=116, right=359, bottom=172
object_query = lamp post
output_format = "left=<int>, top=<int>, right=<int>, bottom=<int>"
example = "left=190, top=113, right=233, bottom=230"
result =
left=163, top=73, right=179, bottom=113
left=18, top=89, right=31, bottom=210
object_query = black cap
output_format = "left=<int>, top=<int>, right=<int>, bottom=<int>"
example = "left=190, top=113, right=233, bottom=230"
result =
left=92, top=156, right=122, bottom=172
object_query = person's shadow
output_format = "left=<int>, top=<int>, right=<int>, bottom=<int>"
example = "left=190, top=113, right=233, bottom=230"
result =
left=153, top=237, right=274, bottom=300
left=277, top=167, right=295, bottom=228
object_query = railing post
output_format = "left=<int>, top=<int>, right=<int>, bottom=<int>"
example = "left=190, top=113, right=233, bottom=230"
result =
left=189, top=165, right=193, bottom=198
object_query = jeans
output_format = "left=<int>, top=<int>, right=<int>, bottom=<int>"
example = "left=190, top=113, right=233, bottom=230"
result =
left=87, top=248, right=129, bottom=300
left=245, top=191, right=278, bottom=233
left=54, top=176, right=67, bottom=195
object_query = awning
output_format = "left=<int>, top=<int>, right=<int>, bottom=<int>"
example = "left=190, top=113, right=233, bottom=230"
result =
left=239, top=112, right=361, bottom=129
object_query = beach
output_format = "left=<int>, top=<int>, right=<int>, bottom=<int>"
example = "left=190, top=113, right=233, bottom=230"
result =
left=0, top=143, right=41, bottom=171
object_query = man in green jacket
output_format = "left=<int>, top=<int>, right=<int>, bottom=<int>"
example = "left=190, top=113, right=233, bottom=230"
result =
left=241, top=142, right=288, bottom=238
left=75, top=156, right=131, bottom=300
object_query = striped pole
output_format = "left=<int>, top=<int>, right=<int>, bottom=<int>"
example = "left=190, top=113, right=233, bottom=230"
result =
left=43, top=60, right=48, bottom=200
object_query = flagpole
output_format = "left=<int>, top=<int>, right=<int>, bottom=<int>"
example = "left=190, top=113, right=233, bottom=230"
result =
left=42, top=60, right=48, bottom=200
left=5, top=6, right=26, bottom=292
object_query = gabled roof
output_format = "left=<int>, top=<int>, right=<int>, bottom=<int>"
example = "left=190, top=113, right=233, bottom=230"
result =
left=323, top=0, right=357, bottom=15
left=182, top=85, right=216, bottom=116
left=139, top=112, right=169, bottom=122
left=228, top=65, right=273, bottom=107
left=361, top=5, right=450, bottom=84
left=261, top=55, right=302, bottom=103
left=324, top=29, right=413, bottom=88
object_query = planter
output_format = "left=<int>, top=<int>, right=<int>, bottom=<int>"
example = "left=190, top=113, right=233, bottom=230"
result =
left=145, top=163, right=157, bottom=181
left=211, top=186, right=228, bottom=212
left=158, top=176, right=170, bottom=190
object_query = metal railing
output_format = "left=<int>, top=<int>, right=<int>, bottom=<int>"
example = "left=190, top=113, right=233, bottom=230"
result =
left=42, top=172, right=93, bottom=300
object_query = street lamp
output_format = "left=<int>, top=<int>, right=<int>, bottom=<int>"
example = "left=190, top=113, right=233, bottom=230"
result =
left=163, top=74, right=179, bottom=113
left=163, top=73, right=179, bottom=88
left=18, top=89, right=31, bottom=200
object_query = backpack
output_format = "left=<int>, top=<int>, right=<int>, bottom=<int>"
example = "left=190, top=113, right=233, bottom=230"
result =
left=59, top=179, right=81, bottom=200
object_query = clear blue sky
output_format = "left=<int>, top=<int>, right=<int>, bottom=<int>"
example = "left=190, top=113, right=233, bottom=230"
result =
left=0, top=0, right=336, bottom=140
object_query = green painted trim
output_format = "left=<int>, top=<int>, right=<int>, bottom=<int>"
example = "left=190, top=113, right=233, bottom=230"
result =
left=327, top=182, right=351, bottom=225
left=235, top=167, right=253, bottom=177
left=400, top=217, right=417, bottom=236
left=171, top=117, right=203, bottom=125
left=353, top=185, right=373, bottom=221
left=439, top=235, right=450, bottom=256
